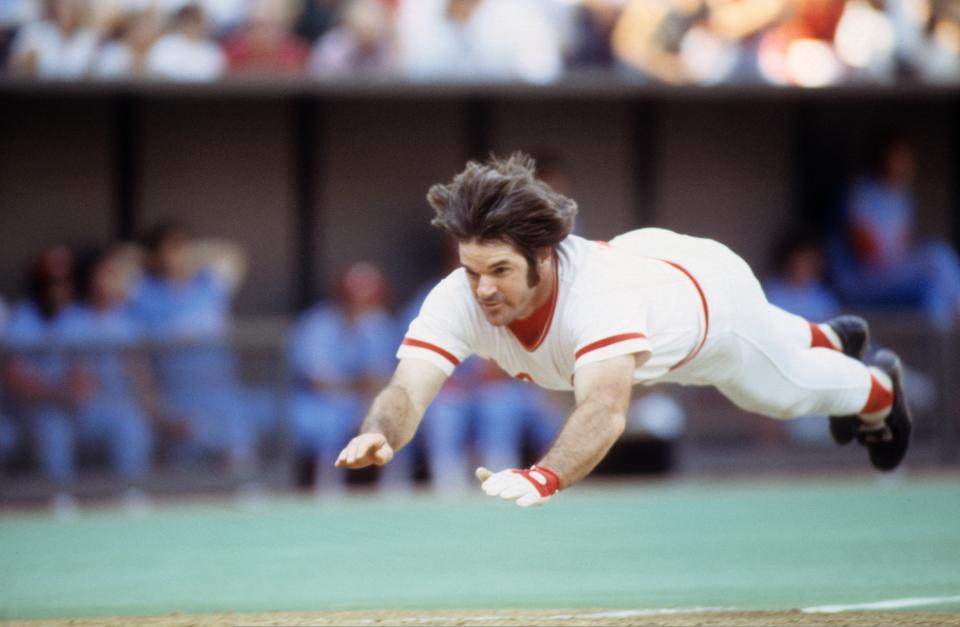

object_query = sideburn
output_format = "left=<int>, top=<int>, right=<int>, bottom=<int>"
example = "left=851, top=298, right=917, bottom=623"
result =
left=525, top=254, right=541, bottom=288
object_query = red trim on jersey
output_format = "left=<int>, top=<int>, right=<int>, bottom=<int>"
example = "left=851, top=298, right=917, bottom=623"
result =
left=508, top=255, right=560, bottom=352
left=575, top=333, right=648, bottom=360
left=401, top=338, right=460, bottom=367
left=809, top=322, right=839, bottom=350
left=657, top=259, right=710, bottom=371
left=861, top=374, right=894, bottom=414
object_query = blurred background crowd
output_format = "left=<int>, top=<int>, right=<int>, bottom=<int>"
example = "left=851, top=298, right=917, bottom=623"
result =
left=0, top=0, right=958, bottom=86
left=0, top=221, right=576, bottom=507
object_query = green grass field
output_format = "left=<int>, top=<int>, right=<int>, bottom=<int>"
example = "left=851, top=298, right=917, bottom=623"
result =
left=2, top=475, right=959, bottom=622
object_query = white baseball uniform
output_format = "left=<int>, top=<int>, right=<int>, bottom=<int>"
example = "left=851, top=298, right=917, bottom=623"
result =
left=398, top=228, right=876, bottom=420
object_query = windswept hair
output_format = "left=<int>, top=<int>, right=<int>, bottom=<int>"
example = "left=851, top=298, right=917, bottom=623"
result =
left=427, top=152, right=578, bottom=285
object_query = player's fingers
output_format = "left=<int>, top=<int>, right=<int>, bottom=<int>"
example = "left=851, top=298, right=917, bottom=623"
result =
left=516, top=492, right=543, bottom=508
left=345, top=439, right=372, bottom=467
left=499, top=481, right=531, bottom=500
left=344, top=439, right=361, bottom=465
left=334, top=448, right=348, bottom=467
left=475, top=467, right=493, bottom=482
left=482, top=473, right=515, bottom=496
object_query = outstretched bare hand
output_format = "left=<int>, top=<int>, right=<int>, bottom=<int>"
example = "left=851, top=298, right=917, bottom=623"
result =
left=335, top=433, right=394, bottom=468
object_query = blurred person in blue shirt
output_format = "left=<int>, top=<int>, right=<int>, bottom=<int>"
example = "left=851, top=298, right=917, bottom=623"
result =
left=831, top=131, right=960, bottom=328
left=764, top=228, right=840, bottom=323
left=2, top=246, right=92, bottom=481
left=288, top=261, right=401, bottom=493
left=128, top=222, right=259, bottom=472
left=0, top=290, right=17, bottom=468
left=57, top=246, right=154, bottom=480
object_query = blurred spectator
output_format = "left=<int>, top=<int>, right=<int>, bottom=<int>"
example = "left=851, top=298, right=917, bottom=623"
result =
left=0, top=291, right=15, bottom=469
left=0, top=291, right=8, bottom=329
left=147, top=3, right=225, bottom=80
left=565, top=0, right=620, bottom=69
left=295, top=0, right=342, bottom=42
left=0, top=412, right=17, bottom=469
left=6, top=0, right=98, bottom=79
left=309, top=0, right=396, bottom=76
left=58, top=246, right=152, bottom=480
left=613, top=0, right=788, bottom=85
left=92, top=9, right=160, bottom=79
left=396, top=0, right=564, bottom=83
left=224, top=0, right=310, bottom=75
left=764, top=228, right=840, bottom=323
left=830, top=131, right=960, bottom=328
left=128, top=222, right=259, bottom=470
left=833, top=0, right=897, bottom=82
left=0, top=0, right=39, bottom=68
left=288, top=261, right=401, bottom=494
left=757, top=0, right=846, bottom=86
left=891, top=0, right=960, bottom=82
left=2, top=246, right=90, bottom=481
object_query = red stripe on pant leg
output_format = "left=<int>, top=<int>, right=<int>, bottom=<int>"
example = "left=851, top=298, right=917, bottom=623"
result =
left=809, top=322, right=837, bottom=350
left=861, top=374, right=894, bottom=414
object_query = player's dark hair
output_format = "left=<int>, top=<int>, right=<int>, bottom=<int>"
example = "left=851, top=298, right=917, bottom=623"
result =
left=427, top=152, right=578, bottom=286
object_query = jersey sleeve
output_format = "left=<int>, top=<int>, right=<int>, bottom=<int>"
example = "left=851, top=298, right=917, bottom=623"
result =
left=396, top=277, right=475, bottom=376
left=569, top=288, right=652, bottom=371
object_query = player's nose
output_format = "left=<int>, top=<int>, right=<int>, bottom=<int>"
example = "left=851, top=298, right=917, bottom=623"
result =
left=477, top=276, right=497, bottom=298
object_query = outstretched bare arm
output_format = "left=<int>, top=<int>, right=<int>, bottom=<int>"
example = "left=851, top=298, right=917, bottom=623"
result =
left=539, top=353, right=641, bottom=487
left=335, top=358, right=448, bottom=468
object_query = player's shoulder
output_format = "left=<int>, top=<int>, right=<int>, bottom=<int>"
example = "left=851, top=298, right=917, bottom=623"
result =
left=422, top=268, right=474, bottom=310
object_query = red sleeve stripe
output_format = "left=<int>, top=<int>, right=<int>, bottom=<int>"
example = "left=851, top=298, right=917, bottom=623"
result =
left=401, top=338, right=460, bottom=367
left=575, top=333, right=647, bottom=360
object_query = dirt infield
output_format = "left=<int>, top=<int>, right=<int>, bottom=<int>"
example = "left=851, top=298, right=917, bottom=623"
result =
left=5, top=609, right=960, bottom=627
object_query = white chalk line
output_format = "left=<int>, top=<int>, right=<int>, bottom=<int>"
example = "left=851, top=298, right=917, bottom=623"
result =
left=341, top=608, right=724, bottom=624
left=802, top=594, right=960, bottom=613
left=325, top=597, right=960, bottom=625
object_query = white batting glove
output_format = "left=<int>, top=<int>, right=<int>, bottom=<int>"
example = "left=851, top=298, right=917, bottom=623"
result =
left=475, top=465, right=561, bottom=507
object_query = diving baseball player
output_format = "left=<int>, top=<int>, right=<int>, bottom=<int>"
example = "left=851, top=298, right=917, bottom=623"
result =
left=335, top=153, right=911, bottom=507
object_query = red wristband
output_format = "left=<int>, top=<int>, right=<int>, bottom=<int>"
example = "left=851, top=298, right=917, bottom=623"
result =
left=512, top=465, right=561, bottom=497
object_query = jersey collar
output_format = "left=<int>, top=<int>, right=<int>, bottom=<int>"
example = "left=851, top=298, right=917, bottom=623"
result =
left=507, top=255, right=559, bottom=352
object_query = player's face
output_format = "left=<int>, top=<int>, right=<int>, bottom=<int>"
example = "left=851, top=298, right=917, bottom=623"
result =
left=459, top=240, right=543, bottom=326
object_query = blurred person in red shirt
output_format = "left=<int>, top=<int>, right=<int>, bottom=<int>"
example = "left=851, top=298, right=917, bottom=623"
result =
left=756, top=0, right=849, bottom=85
left=224, top=0, right=310, bottom=75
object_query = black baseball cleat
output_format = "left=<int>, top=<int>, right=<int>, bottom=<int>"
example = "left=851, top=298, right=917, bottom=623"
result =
left=856, top=349, right=912, bottom=472
left=825, top=316, right=870, bottom=445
